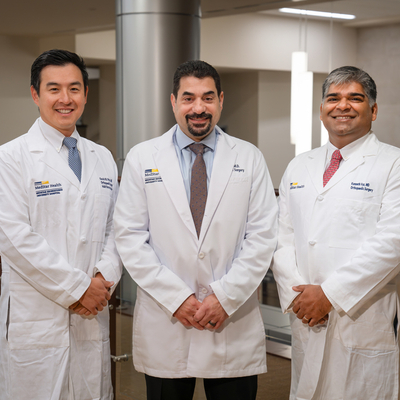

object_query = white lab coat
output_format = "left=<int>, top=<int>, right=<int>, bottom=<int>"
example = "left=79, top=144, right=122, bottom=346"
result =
left=272, top=133, right=400, bottom=400
left=0, top=119, right=122, bottom=400
left=114, top=125, right=278, bottom=378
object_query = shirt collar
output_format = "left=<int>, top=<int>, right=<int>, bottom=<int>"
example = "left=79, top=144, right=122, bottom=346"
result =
left=327, top=131, right=371, bottom=161
left=175, top=125, right=217, bottom=152
left=38, top=117, right=80, bottom=153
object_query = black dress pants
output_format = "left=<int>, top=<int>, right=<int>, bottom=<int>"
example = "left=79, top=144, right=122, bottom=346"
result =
left=145, top=374, right=258, bottom=400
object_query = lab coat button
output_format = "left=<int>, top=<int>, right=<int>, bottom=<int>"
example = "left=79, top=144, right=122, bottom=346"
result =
left=81, top=237, right=87, bottom=244
left=199, top=252, right=205, bottom=259
left=201, top=288, right=208, bottom=294
left=309, top=240, right=316, bottom=246
left=81, top=194, right=86, bottom=200
left=318, top=195, right=324, bottom=201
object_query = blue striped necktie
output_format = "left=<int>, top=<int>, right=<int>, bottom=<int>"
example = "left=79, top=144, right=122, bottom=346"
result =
left=63, top=137, right=82, bottom=182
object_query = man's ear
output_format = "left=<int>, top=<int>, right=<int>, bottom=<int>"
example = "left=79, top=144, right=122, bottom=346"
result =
left=170, top=93, right=176, bottom=113
left=31, top=86, right=40, bottom=107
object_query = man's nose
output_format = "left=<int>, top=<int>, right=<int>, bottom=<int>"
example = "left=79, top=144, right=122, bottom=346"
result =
left=59, top=89, right=71, bottom=104
left=192, top=99, right=206, bottom=114
left=336, top=97, right=350, bottom=110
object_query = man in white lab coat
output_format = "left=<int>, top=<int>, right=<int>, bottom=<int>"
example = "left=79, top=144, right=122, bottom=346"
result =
left=0, top=49, right=122, bottom=400
left=114, top=60, right=278, bottom=400
left=272, top=66, right=400, bottom=399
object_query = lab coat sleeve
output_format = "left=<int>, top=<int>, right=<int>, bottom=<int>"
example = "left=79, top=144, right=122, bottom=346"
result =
left=114, top=148, right=194, bottom=317
left=321, top=156, right=400, bottom=317
left=93, top=156, right=123, bottom=294
left=270, top=167, right=308, bottom=313
left=210, top=150, right=279, bottom=316
left=0, top=148, right=91, bottom=308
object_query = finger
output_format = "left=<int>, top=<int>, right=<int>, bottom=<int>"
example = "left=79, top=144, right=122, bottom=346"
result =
left=189, top=316, right=205, bottom=330
left=193, top=307, right=207, bottom=323
left=292, top=285, right=305, bottom=292
left=104, top=280, right=114, bottom=289
left=96, top=304, right=104, bottom=312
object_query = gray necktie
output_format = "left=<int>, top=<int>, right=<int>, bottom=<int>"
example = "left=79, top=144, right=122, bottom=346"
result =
left=189, top=143, right=207, bottom=238
left=63, top=137, right=82, bottom=182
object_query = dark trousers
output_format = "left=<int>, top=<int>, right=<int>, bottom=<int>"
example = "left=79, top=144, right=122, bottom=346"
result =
left=145, top=374, right=258, bottom=400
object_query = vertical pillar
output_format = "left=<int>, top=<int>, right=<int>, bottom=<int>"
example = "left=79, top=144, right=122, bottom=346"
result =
left=116, top=0, right=201, bottom=172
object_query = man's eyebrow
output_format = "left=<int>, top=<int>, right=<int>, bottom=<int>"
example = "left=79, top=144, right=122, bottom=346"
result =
left=45, top=81, right=82, bottom=87
left=349, top=92, right=366, bottom=98
left=326, top=92, right=365, bottom=98
left=181, top=90, right=216, bottom=97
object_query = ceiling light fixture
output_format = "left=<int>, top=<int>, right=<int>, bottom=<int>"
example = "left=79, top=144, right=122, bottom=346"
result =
left=279, top=8, right=355, bottom=20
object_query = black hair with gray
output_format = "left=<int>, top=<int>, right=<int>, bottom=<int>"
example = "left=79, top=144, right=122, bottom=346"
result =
left=31, top=49, right=89, bottom=95
left=322, top=66, right=377, bottom=107
left=172, top=60, right=221, bottom=98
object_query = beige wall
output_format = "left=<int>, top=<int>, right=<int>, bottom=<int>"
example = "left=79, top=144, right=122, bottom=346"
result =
left=98, top=64, right=117, bottom=159
left=257, top=70, right=293, bottom=188
left=201, top=13, right=357, bottom=73
left=357, top=23, right=400, bottom=148
left=219, top=71, right=258, bottom=146
left=0, top=35, right=40, bottom=145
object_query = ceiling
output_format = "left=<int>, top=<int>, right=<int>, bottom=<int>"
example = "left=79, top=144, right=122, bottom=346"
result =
left=0, top=0, right=399, bottom=37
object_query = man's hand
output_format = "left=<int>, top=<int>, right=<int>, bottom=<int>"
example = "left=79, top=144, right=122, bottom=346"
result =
left=173, top=294, right=203, bottom=330
left=69, top=300, right=91, bottom=316
left=193, top=294, right=228, bottom=330
left=78, top=277, right=114, bottom=315
left=292, top=285, right=332, bottom=327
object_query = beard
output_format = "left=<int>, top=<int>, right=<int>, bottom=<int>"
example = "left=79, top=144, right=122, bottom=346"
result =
left=186, top=112, right=213, bottom=137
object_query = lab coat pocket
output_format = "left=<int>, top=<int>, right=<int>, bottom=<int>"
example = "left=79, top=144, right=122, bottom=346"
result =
left=329, top=198, right=380, bottom=249
left=92, top=194, right=111, bottom=242
left=8, top=282, right=69, bottom=349
left=335, top=289, right=397, bottom=350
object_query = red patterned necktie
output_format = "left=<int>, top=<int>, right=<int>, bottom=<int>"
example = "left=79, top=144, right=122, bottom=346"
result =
left=323, top=149, right=342, bottom=187
left=189, top=143, right=207, bottom=237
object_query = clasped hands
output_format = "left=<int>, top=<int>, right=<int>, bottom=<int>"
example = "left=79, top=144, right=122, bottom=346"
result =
left=173, top=294, right=228, bottom=330
left=292, top=284, right=331, bottom=327
left=69, top=273, right=114, bottom=317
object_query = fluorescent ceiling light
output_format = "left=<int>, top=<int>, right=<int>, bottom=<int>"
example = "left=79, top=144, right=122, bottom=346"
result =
left=279, top=8, right=356, bottom=20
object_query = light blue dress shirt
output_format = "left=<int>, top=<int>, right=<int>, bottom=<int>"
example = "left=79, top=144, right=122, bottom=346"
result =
left=173, top=125, right=218, bottom=202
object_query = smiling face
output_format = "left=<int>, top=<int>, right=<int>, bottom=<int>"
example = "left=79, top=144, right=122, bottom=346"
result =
left=171, top=76, right=224, bottom=142
left=320, top=81, right=378, bottom=148
left=31, top=63, right=88, bottom=137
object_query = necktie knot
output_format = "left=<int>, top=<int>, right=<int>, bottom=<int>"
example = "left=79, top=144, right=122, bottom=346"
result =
left=63, top=136, right=77, bottom=150
left=189, top=143, right=206, bottom=156
left=332, top=149, right=342, bottom=161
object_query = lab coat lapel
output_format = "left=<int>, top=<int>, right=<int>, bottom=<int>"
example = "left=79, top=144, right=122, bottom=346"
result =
left=26, top=120, right=81, bottom=189
left=80, top=140, right=98, bottom=192
left=305, top=145, right=327, bottom=194
left=153, top=128, right=197, bottom=237
left=199, top=130, right=237, bottom=244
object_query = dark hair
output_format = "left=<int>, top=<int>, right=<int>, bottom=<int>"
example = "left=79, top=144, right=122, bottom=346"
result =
left=322, top=66, right=377, bottom=106
left=31, top=49, right=89, bottom=94
left=172, top=60, right=221, bottom=98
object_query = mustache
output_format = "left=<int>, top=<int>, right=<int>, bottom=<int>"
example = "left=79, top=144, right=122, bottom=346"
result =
left=185, top=112, right=212, bottom=122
